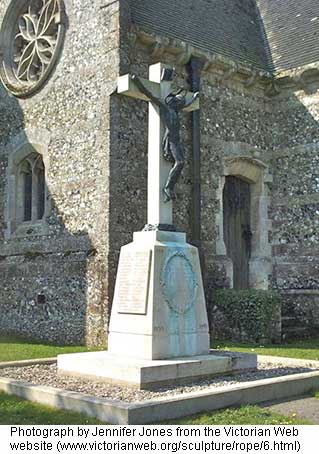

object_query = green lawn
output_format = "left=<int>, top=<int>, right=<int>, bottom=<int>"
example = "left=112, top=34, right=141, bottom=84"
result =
left=2, top=335, right=318, bottom=363
left=214, top=339, right=319, bottom=361
left=0, top=393, right=105, bottom=425
left=167, top=406, right=311, bottom=425
left=0, top=393, right=311, bottom=425
left=0, top=335, right=99, bottom=362
left=0, top=336, right=318, bottom=425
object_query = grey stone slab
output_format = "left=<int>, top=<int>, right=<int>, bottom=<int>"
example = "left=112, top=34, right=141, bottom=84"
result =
left=1, top=370, right=319, bottom=424
left=0, top=378, right=131, bottom=425
left=0, top=358, right=57, bottom=369
left=128, top=371, right=319, bottom=424
left=58, top=351, right=254, bottom=390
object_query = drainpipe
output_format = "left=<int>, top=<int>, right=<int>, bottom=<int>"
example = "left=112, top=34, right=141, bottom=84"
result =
left=186, top=57, right=206, bottom=282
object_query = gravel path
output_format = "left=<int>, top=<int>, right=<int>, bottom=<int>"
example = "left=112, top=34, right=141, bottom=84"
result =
left=1, top=361, right=318, bottom=403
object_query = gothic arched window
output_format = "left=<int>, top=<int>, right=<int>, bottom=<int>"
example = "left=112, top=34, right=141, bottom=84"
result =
left=18, top=153, right=46, bottom=224
left=5, top=130, right=51, bottom=239
left=20, top=160, right=32, bottom=221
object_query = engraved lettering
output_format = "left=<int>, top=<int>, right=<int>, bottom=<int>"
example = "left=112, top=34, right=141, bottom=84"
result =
left=117, top=250, right=152, bottom=315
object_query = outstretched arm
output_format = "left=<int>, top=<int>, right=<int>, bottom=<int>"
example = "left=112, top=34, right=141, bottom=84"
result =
left=131, top=75, right=164, bottom=108
left=184, top=91, right=199, bottom=109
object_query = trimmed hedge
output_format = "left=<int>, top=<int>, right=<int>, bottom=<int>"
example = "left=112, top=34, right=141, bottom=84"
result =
left=209, top=290, right=282, bottom=343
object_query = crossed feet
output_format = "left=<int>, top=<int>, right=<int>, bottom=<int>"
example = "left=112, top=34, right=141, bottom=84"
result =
left=163, top=187, right=176, bottom=203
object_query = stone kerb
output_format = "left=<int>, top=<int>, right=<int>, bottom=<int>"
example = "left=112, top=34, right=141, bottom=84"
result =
left=0, top=358, right=57, bottom=369
left=0, top=377, right=131, bottom=425
left=1, top=364, right=319, bottom=424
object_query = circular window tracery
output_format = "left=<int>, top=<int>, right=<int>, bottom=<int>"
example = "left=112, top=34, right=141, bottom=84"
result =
left=0, top=0, right=65, bottom=97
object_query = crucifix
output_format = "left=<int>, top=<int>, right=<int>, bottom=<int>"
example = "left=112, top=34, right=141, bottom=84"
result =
left=117, top=62, right=199, bottom=230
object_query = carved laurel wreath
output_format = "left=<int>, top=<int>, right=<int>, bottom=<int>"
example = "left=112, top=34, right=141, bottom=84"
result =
left=160, top=250, right=198, bottom=315
left=0, top=0, right=65, bottom=97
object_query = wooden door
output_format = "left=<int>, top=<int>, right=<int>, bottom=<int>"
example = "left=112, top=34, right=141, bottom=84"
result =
left=223, top=176, right=252, bottom=289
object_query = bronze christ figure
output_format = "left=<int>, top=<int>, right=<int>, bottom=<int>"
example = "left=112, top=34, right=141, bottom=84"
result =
left=132, top=69, right=199, bottom=202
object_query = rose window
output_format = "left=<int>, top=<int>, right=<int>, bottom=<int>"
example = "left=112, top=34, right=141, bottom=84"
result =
left=0, top=0, right=65, bottom=97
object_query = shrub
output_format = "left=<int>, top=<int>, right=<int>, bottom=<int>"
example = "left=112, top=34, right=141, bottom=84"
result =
left=209, top=289, right=282, bottom=343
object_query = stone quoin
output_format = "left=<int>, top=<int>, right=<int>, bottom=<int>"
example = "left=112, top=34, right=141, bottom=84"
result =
left=0, top=0, right=318, bottom=346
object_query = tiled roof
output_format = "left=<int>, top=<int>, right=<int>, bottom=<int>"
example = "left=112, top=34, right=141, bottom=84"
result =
left=130, top=0, right=319, bottom=73
left=131, top=0, right=269, bottom=71
left=256, top=0, right=319, bottom=71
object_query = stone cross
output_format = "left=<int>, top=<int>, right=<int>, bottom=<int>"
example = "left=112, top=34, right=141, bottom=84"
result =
left=117, top=62, right=199, bottom=229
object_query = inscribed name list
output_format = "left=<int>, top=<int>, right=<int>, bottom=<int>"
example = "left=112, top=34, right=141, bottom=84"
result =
left=117, top=250, right=152, bottom=315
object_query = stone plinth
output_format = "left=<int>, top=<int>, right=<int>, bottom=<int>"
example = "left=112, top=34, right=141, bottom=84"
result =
left=57, top=351, right=257, bottom=390
left=107, top=230, right=210, bottom=360
left=57, top=231, right=257, bottom=389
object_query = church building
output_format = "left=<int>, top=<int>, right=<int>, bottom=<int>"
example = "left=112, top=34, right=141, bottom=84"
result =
left=0, top=0, right=318, bottom=345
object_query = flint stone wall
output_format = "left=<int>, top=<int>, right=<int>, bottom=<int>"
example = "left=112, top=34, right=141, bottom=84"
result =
left=270, top=88, right=319, bottom=339
left=0, top=0, right=123, bottom=345
left=109, top=37, right=275, bottom=339
left=0, top=0, right=318, bottom=345
left=112, top=26, right=319, bottom=340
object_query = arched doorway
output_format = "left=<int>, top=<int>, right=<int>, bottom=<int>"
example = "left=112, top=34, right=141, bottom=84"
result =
left=215, top=156, right=272, bottom=290
left=223, top=176, right=252, bottom=289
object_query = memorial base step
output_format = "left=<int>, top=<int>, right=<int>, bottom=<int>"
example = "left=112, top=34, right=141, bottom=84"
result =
left=57, top=350, right=257, bottom=390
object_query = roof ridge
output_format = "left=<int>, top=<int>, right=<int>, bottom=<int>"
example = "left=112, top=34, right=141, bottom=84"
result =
left=130, top=0, right=319, bottom=72
left=131, top=0, right=270, bottom=71
left=253, top=0, right=275, bottom=73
